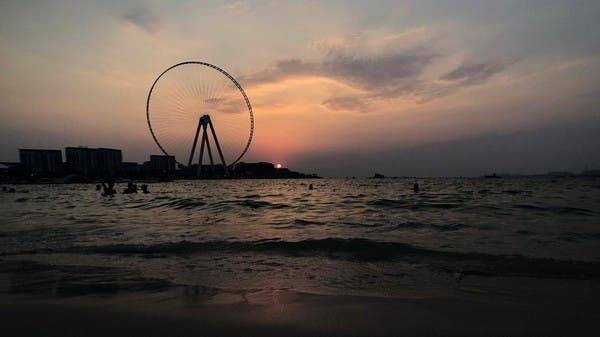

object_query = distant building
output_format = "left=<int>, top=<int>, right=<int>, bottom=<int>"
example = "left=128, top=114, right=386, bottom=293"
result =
left=234, top=162, right=275, bottom=176
left=546, top=171, right=574, bottom=177
left=581, top=170, right=600, bottom=177
left=119, top=162, right=141, bottom=173
left=231, top=162, right=311, bottom=178
left=149, top=155, right=176, bottom=172
left=195, top=164, right=226, bottom=177
left=65, top=147, right=122, bottom=176
left=0, top=163, right=11, bottom=175
left=18, top=149, right=63, bottom=174
left=0, top=162, right=21, bottom=174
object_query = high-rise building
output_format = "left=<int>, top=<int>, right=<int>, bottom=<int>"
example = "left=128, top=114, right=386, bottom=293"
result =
left=18, top=149, right=63, bottom=174
left=96, top=148, right=122, bottom=173
left=149, top=155, right=176, bottom=172
left=65, top=147, right=122, bottom=175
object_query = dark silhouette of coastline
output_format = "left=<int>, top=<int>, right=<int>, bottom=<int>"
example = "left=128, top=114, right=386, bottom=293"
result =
left=2, top=147, right=599, bottom=184
left=0, top=148, right=320, bottom=184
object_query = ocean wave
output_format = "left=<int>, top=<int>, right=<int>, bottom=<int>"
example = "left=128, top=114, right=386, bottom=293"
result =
left=125, top=197, right=291, bottom=211
left=163, top=198, right=207, bottom=210
left=558, top=232, right=600, bottom=242
left=18, top=238, right=600, bottom=279
left=503, top=190, right=533, bottom=195
left=390, top=222, right=470, bottom=232
left=1, top=260, right=171, bottom=296
left=514, top=204, right=595, bottom=215
left=368, top=198, right=461, bottom=210
left=293, top=219, right=325, bottom=226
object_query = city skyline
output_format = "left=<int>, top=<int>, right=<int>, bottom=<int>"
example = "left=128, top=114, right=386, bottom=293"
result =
left=1, top=1, right=599, bottom=177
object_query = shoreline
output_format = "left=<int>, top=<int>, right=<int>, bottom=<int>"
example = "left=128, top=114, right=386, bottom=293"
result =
left=0, top=176, right=323, bottom=185
left=1, top=175, right=598, bottom=186
left=1, top=257, right=599, bottom=337
left=2, top=284, right=598, bottom=337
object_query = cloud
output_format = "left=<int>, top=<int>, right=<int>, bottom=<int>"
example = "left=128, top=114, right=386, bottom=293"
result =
left=322, top=95, right=368, bottom=112
left=224, top=1, right=249, bottom=12
left=246, top=48, right=437, bottom=90
left=577, top=88, right=600, bottom=99
left=243, top=32, right=511, bottom=112
left=442, top=60, right=506, bottom=85
left=122, top=5, right=161, bottom=34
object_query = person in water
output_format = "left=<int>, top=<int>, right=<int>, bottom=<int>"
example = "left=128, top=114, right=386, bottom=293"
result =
left=101, top=181, right=116, bottom=197
left=309, top=183, right=314, bottom=190
left=123, top=181, right=138, bottom=194
left=95, top=184, right=101, bottom=191
left=413, top=182, right=420, bottom=193
left=141, top=184, right=150, bottom=194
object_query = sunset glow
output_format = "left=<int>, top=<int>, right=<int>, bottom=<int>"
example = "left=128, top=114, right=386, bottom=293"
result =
left=1, top=2, right=600, bottom=336
left=0, top=1, right=598, bottom=176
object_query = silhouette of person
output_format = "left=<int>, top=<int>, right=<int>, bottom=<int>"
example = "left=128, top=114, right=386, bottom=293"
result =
left=309, top=184, right=314, bottom=190
left=413, top=182, right=420, bottom=193
left=123, top=181, right=138, bottom=194
left=101, top=181, right=116, bottom=197
left=141, top=184, right=150, bottom=194
left=95, top=184, right=101, bottom=191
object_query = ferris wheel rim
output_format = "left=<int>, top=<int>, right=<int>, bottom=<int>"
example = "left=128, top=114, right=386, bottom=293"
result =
left=146, top=61, right=254, bottom=168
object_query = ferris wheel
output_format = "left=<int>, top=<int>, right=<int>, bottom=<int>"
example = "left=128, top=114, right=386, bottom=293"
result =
left=146, top=61, right=254, bottom=175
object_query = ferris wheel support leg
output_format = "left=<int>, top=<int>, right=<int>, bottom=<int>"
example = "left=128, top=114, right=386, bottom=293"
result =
left=208, top=119, right=227, bottom=171
left=197, top=126, right=207, bottom=177
left=204, top=132, right=215, bottom=165
left=188, top=118, right=203, bottom=168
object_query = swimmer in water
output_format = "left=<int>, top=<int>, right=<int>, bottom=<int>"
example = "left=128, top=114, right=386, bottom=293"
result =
left=413, top=182, right=420, bottom=193
left=309, top=184, right=314, bottom=190
left=141, top=184, right=150, bottom=194
left=101, top=181, right=116, bottom=197
left=123, top=181, right=138, bottom=194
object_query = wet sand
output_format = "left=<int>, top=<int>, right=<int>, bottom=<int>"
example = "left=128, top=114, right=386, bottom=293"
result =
left=2, top=274, right=599, bottom=337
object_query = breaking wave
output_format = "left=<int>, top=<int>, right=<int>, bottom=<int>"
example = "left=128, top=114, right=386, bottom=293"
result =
left=16, top=238, right=600, bottom=280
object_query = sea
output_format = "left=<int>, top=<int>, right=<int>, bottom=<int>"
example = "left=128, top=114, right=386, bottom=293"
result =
left=1, top=178, right=599, bottom=299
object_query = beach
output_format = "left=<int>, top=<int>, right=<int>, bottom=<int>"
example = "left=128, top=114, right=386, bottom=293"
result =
left=1, top=268, right=598, bottom=337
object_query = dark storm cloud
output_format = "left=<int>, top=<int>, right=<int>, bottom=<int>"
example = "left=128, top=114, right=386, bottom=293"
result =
left=122, top=5, right=160, bottom=34
left=442, top=60, right=507, bottom=85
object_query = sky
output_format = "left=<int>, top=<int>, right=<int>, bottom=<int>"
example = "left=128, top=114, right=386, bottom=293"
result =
left=1, top=0, right=599, bottom=177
